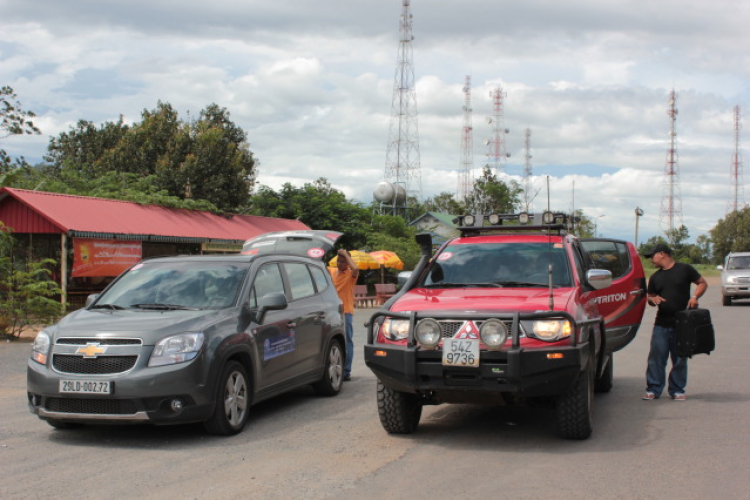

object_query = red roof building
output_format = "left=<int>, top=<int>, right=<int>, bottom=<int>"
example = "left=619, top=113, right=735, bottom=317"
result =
left=0, top=187, right=310, bottom=306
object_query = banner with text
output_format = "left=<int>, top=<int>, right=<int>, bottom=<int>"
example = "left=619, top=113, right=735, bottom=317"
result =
left=72, top=239, right=142, bottom=277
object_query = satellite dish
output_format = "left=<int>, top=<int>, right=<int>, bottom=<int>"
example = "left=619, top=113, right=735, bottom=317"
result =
left=373, top=182, right=395, bottom=203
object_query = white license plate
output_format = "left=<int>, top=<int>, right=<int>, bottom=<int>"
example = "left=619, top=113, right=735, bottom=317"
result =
left=59, top=380, right=111, bottom=394
left=442, top=338, right=480, bottom=367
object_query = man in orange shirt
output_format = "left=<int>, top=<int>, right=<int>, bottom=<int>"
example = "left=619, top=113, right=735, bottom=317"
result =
left=331, top=249, right=359, bottom=381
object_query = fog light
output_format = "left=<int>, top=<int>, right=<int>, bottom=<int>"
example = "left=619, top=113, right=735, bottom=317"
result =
left=170, top=399, right=184, bottom=412
left=415, top=319, right=442, bottom=349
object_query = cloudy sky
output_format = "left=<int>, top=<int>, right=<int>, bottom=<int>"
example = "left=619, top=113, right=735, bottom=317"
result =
left=2, top=0, right=748, bottom=244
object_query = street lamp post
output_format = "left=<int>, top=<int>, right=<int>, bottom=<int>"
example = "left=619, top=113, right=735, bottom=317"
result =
left=634, top=207, right=644, bottom=247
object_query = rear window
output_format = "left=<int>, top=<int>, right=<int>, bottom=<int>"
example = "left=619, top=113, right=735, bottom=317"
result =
left=423, top=242, right=572, bottom=287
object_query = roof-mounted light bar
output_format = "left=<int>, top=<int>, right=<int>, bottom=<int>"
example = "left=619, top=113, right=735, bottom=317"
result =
left=453, top=212, right=580, bottom=236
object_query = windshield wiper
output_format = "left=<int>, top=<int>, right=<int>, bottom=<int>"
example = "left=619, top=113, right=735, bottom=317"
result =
left=422, top=282, right=503, bottom=288
left=90, top=303, right=126, bottom=310
left=130, top=303, right=199, bottom=310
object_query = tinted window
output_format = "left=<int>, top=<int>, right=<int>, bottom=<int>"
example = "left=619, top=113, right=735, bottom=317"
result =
left=285, top=263, right=316, bottom=300
left=101, top=261, right=249, bottom=309
left=423, top=242, right=572, bottom=287
left=309, top=265, right=329, bottom=293
left=581, top=241, right=630, bottom=279
left=249, top=263, right=285, bottom=308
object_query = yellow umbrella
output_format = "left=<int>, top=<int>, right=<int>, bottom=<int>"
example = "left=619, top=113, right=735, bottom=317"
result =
left=328, top=250, right=380, bottom=270
left=370, top=250, right=404, bottom=270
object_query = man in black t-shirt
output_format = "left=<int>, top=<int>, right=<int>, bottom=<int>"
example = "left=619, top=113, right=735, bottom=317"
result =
left=642, top=243, right=707, bottom=401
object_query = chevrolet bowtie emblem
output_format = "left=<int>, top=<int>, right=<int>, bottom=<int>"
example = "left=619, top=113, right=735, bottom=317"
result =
left=76, top=343, right=107, bottom=358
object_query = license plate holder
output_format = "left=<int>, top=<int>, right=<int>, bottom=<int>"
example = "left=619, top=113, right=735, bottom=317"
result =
left=59, top=380, right=112, bottom=394
left=442, top=338, right=479, bottom=367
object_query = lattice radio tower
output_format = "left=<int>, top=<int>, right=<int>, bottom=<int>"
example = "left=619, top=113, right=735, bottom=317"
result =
left=384, top=0, right=421, bottom=214
left=523, top=128, right=533, bottom=211
left=659, top=89, right=683, bottom=233
left=485, top=86, right=510, bottom=176
left=457, top=76, right=474, bottom=202
left=730, top=105, right=745, bottom=212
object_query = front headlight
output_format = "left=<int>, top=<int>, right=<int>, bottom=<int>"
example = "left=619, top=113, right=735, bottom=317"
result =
left=148, top=333, right=205, bottom=367
left=415, top=319, right=441, bottom=349
left=531, top=320, right=572, bottom=342
left=727, top=276, right=738, bottom=284
left=480, top=319, right=508, bottom=350
left=31, top=331, right=51, bottom=365
left=381, top=318, right=410, bottom=341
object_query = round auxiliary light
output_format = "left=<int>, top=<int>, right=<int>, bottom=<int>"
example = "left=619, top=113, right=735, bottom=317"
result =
left=518, top=212, right=530, bottom=225
left=463, top=215, right=475, bottom=226
left=415, top=319, right=442, bottom=349
left=488, top=214, right=500, bottom=225
left=480, top=319, right=509, bottom=350
left=542, top=211, right=555, bottom=224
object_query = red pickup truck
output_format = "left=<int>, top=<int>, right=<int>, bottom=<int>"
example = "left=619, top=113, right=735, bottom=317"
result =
left=365, top=212, right=646, bottom=439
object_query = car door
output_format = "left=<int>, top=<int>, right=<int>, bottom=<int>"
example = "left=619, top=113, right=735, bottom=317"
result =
left=282, top=261, right=326, bottom=376
left=247, top=262, right=299, bottom=390
left=579, top=238, right=647, bottom=353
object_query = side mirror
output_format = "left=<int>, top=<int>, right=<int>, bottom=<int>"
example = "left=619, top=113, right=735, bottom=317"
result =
left=717, top=265, right=724, bottom=271
left=587, top=269, right=612, bottom=290
left=85, top=294, right=100, bottom=308
left=255, top=292, right=288, bottom=324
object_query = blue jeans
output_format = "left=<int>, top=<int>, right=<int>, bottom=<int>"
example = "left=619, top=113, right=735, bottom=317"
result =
left=646, top=324, right=688, bottom=397
left=344, top=313, right=354, bottom=376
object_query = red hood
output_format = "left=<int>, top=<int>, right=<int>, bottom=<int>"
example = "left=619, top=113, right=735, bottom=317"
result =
left=390, top=287, right=575, bottom=313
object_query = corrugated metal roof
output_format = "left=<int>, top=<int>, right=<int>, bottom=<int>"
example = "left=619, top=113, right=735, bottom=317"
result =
left=0, top=187, right=309, bottom=243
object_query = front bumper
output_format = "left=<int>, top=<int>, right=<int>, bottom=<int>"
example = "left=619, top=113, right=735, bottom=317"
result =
left=365, top=310, right=597, bottom=402
left=27, top=349, right=214, bottom=425
left=722, top=284, right=750, bottom=299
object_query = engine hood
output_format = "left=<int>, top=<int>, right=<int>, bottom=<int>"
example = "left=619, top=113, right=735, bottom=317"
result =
left=390, top=287, right=575, bottom=314
left=50, top=308, right=233, bottom=345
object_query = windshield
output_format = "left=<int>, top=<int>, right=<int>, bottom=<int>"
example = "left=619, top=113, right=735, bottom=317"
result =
left=727, top=256, right=750, bottom=270
left=96, top=261, right=250, bottom=310
left=422, top=242, right=572, bottom=287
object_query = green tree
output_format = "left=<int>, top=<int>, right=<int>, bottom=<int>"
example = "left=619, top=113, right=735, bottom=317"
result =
left=250, top=178, right=372, bottom=249
left=464, top=166, right=522, bottom=215
left=422, top=191, right=464, bottom=215
left=41, top=102, right=256, bottom=213
left=710, top=207, right=750, bottom=264
left=0, top=223, right=62, bottom=340
left=1, top=86, right=41, bottom=176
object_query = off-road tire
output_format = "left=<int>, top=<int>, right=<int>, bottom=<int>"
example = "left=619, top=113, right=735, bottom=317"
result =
left=556, top=361, right=594, bottom=440
left=204, top=361, right=250, bottom=436
left=376, top=380, right=422, bottom=434
left=723, top=295, right=731, bottom=306
left=312, top=338, right=344, bottom=396
left=595, top=355, right=614, bottom=393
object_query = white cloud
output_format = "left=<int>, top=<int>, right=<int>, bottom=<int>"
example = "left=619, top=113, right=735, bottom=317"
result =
left=1, top=0, right=748, bottom=246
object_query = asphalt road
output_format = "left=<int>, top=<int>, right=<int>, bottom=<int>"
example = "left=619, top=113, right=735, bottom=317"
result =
left=1, top=278, right=748, bottom=499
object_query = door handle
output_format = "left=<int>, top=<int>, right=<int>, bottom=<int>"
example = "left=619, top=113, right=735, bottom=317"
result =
left=629, top=290, right=643, bottom=296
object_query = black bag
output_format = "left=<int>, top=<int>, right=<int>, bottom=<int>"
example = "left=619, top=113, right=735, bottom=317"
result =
left=674, top=308, right=715, bottom=358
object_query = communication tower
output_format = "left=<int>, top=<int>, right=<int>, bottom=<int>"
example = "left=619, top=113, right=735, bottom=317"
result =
left=729, top=105, right=745, bottom=212
left=457, top=76, right=474, bottom=202
left=659, top=89, right=683, bottom=233
left=485, top=86, right=510, bottom=176
left=523, top=128, right=533, bottom=211
left=382, top=0, right=421, bottom=215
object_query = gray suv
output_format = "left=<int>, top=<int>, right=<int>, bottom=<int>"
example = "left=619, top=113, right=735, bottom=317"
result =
left=28, top=231, right=346, bottom=435
left=719, top=252, right=750, bottom=306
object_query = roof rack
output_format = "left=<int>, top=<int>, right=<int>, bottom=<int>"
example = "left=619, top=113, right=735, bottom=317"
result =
left=453, top=212, right=576, bottom=237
